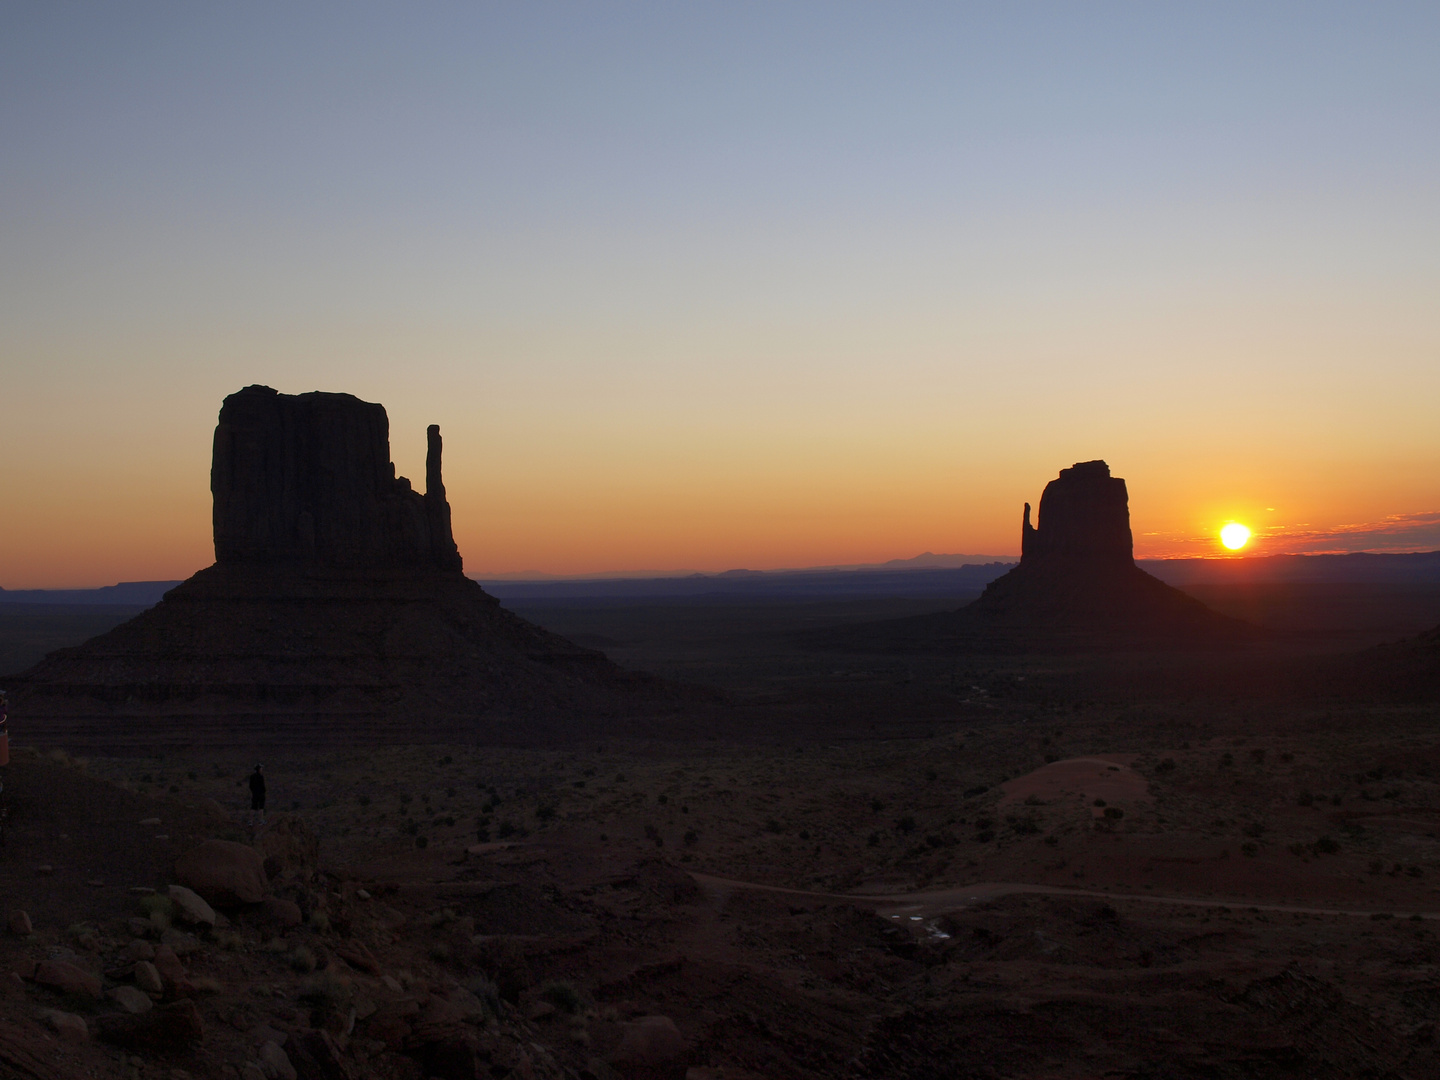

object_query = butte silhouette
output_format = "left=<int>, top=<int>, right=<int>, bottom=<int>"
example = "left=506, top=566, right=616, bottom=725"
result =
left=8, top=386, right=664, bottom=749
left=837, top=460, right=1250, bottom=651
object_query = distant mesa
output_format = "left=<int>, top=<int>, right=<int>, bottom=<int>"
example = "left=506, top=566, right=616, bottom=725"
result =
left=7, top=386, right=672, bottom=749
left=828, top=460, right=1252, bottom=651
left=972, top=459, right=1244, bottom=635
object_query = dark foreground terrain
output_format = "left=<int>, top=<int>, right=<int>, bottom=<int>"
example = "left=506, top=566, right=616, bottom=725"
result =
left=3, top=581, right=1440, bottom=1078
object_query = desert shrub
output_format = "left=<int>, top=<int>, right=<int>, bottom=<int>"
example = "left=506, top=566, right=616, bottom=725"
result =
left=358, top=795, right=371, bottom=807
left=308, top=911, right=330, bottom=933
left=415, top=836, right=428, bottom=849
left=974, top=829, right=995, bottom=843
left=1043, top=834, right=1059, bottom=846
left=1219, top=753, right=1233, bottom=767
left=1013, top=817, right=1041, bottom=834
left=683, top=829, right=698, bottom=846
left=657, top=794, right=668, bottom=805
left=1407, top=865, right=1424, bottom=878
left=1242, top=822, right=1265, bottom=838
left=1103, top=807, right=1124, bottom=820
left=1331, top=794, right=1342, bottom=806
left=1024, top=794, right=1044, bottom=806
left=870, top=799, right=885, bottom=814
left=476, top=827, right=491, bottom=843
left=895, top=816, right=917, bottom=835
left=1369, top=859, right=1386, bottom=875
left=536, top=804, right=556, bottom=822
left=798, top=829, right=810, bottom=841
left=926, top=770, right=938, bottom=783
left=539, top=980, right=584, bottom=1016
left=139, top=894, right=175, bottom=927
left=765, top=819, right=784, bottom=834
left=399, top=794, right=412, bottom=805
left=1241, top=842, right=1259, bottom=857
left=1250, top=749, right=1266, bottom=764
left=1155, top=758, right=1176, bottom=773
left=404, top=821, right=419, bottom=836
left=213, top=930, right=246, bottom=951
left=496, top=821, right=518, bottom=839
left=963, top=786, right=989, bottom=798
left=1297, top=790, right=1314, bottom=807
left=1313, top=835, right=1340, bottom=855
left=867, top=832, right=880, bottom=847
left=1279, top=752, right=1294, bottom=763
left=289, top=946, right=317, bottom=973
left=1093, top=799, right=1107, bottom=808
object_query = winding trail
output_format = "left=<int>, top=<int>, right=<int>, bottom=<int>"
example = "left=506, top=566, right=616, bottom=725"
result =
left=687, top=871, right=1440, bottom=924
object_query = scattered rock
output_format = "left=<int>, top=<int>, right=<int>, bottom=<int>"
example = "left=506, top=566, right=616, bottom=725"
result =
left=33, top=959, right=101, bottom=999
left=174, top=840, right=268, bottom=906
left=95, top=999, right=204, bottom=1050
left=107, top=986, right=155, bottom=1015
left=124, top=939, right=156, bottom=962
left=139, top=818, right=162, bottom=826
left=134, top=961, right=164, bottom=994
left=241, top=1065, right=267, bottom=1080
left=167, top=885, right=217, bottom=927
left=332, top=940, right=380, bottom=975
left=161, top=928, right=203, bottom=956
left=609, top=1015, right=690, bottom=1080
left=259, top=1039, right=297, bottom=1080
left=13, top=957, right=36, bottom=980
left=7, top=911, right=32, bottom=936
left=288, top=1028, right=353, bottom=1080
left=127, top=917, right=153, bottom=938
left=37, top=1009, right=88, bottom=1043
left=152, top=945, right=187, bottom=984
left=380, top=975, right=403, bottom=994
left=250, top=1024, right=288, bottom=1047
left=36, top=866, right=53, bottom=876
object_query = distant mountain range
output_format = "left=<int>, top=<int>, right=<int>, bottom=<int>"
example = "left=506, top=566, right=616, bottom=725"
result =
left=5, top=549, right=1439, bottom=607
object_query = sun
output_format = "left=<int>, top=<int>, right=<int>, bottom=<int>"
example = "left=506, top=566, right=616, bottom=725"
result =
left=1220, top=522, right=1251, bottom=551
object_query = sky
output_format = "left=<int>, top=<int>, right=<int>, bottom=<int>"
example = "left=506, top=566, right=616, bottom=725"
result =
left=2, top=3, right=1438, bottom=587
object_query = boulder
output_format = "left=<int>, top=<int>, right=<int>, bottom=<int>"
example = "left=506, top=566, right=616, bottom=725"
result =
left=152, top=945, right=186, bottom=985
left=133, top=961, right=164, bottom=994
left=167, top=884, right=217, bottom=927
left=288, top=1028, right=354, bottom=1080
left=106, top=986, right=154, bottom=1015
left=174, top=840, right=267, bottom=906
left=7, top=911, right=32, bottom=936
left=332, top=939, right=380, bottom=975
left=609, top=1015, right=690, bottom=1080
left=259, top=1039, right=298, bottom=1080
left=123, top=939, right=155, bottom=962
left=33, top=959, right=101, bottom=999
left=37, top=1010, right=87, bottom=1043
left=95, top=999, right=204, bottom=1050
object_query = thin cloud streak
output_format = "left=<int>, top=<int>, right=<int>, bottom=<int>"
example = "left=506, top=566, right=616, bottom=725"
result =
left=1146, top=511, right=1440, bottom=559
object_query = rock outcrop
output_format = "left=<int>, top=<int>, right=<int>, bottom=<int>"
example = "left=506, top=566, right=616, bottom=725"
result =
left=7, top=386, right=671, bottom=748
left=968, top=460, right=1247, bottom=640
left=212, top=386, right=462, bottom=571
left=825, top=460, right=1251, bottom=652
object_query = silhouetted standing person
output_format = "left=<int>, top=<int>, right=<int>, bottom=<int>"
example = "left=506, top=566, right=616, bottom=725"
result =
left=249, top=764, right=265, bottom=827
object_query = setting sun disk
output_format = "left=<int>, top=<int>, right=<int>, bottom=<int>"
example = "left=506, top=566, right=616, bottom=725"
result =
left=1220, top=523, right=1251, bottom=551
